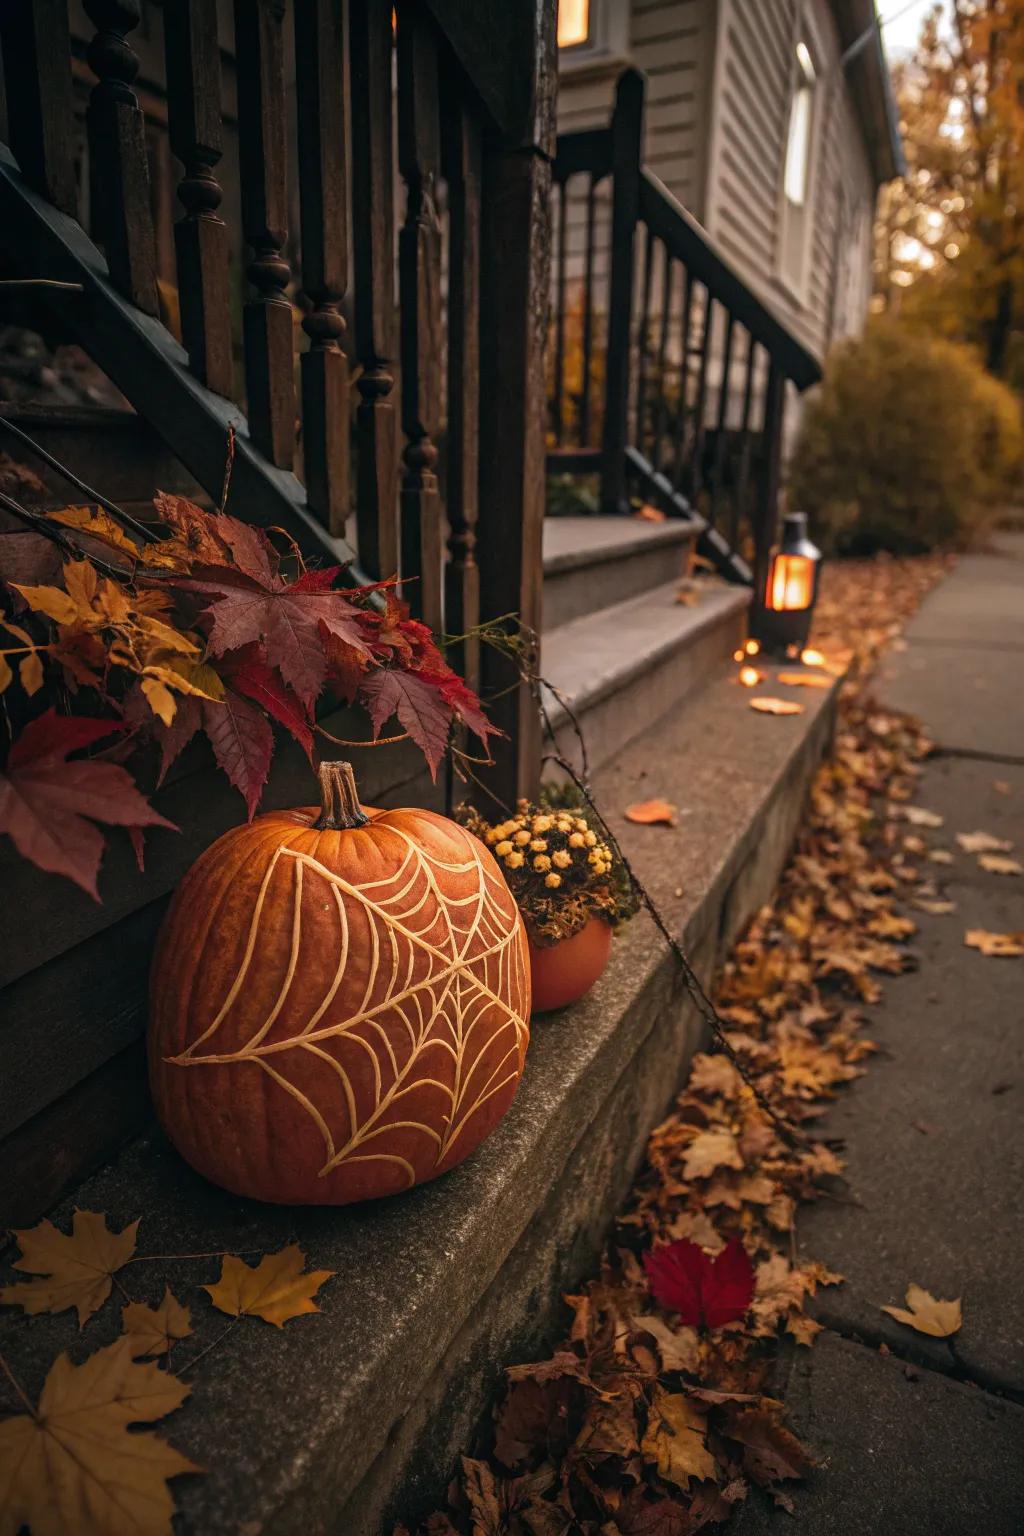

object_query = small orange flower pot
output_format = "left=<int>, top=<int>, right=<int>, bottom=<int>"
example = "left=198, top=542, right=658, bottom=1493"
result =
left=529, top=917, right=613, bottom=1014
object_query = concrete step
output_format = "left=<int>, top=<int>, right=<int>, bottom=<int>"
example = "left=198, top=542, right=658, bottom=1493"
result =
left=0, top=403, right=206, bottom=518
left=541, top=576, right=750, bottom=774
left=542, top=514, right=699, bottom=631
left=0, top=658, right=839, bottom=1536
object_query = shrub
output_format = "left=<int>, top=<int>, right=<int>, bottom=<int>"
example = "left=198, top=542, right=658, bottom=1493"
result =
left=789, top=319, right=1024, bottom=554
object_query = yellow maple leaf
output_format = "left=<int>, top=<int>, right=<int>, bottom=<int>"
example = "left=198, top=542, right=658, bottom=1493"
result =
left=49, top=505, right=142, bottom=561
left=0, top=1210, right=139, bottom=1327
left=880, top=1283, right=962, bottom=1338
left=202, top=1243, right=334, bottom=1327
left=0, top=1336, right=199, bottom=1536
left=11, top=579, right=79, bottom=628
left=641, top=1387, right=717, bottom=1488
left=122, top=1288, right=194, bottom=1358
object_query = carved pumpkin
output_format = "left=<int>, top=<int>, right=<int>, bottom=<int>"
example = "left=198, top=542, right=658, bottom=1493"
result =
left=528, top=917, right=612, bottom=1014
left=149, top=762, right=531, bottom=1205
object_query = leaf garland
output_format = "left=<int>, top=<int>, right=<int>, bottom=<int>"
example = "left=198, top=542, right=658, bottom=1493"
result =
left=0, top=490, right=495, bottom=893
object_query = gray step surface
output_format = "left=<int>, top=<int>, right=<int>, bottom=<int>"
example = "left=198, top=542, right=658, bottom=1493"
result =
left=0, top=656, right=839, bottom=1536
left=541, top=576, right=750, bottom=773
left=542, top=514, right=698, bottom=631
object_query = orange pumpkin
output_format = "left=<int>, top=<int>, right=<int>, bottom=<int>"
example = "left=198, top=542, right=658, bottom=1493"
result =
left=149, top=761, right=530, bottom=1205
left=528, top=917, right=612, bottom=1014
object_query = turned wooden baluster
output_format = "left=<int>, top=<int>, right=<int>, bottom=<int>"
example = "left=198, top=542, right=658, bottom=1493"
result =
left=83, top=0, right=158, bottom=314
left=163, top=0, right=232, bottom=396
left=442, top=91, right=482, bottom=695
left=233, top=0, right=295, bottom=469
left=396, top=4, right=443, bottom=632
left=0, top=0, right=77, bottom=216
left=294, top=0, right=348, bottom=534
left=350, top=0, right=398, bottom=580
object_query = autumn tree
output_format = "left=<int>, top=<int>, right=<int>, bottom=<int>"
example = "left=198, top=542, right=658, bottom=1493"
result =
left=876, top=0, right=1024, bottom=382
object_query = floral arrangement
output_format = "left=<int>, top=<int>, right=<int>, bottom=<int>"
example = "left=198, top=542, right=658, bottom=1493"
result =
left=0, top=485, right=494, bottom=898
left=461, top=797, right=638, bottom=947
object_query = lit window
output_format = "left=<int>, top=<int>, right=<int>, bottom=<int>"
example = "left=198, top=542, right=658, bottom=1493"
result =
left=558, top=0, right=590, bottom=48
left=783, top=41, right=815, bottom=206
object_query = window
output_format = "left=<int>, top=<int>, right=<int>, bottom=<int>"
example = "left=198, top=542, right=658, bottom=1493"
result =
left=557, top=0, right=590, bottom=49
left=778, top=35, right=818, bottom=298
left=556, top=0, right=627, bottom=69
left=784, top=42, right=815, bottom=206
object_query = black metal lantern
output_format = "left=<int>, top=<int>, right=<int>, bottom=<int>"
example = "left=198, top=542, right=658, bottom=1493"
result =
left=758, top=512, right=821, bottom=654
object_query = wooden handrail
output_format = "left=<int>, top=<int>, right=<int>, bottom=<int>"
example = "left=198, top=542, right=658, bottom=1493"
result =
left=638, top=171, right=821, bottom=391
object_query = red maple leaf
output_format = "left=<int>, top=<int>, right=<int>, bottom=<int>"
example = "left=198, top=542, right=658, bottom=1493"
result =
left=643, top=1238, right=755, bottom=1330
left=226, top=652, right=313, bottom=759
left=0, top=709, right=176, bottom=898
left=201, top=688, right=273, bottom=820
left=176, top=566, right=372, bottom=708
left=359, top=668, right=454, bottom=779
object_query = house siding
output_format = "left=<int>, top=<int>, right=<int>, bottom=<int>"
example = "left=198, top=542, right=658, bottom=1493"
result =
left=705, top=0, right=876, bottom=363
left=555, top=0, right=880, bottom=370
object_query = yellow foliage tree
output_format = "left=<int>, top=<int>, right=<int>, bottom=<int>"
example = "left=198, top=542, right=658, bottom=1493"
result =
left=877, top=0, right=1024, bottom=382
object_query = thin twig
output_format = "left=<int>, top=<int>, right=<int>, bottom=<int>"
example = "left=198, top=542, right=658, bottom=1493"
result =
left=315, top=723, right=410, bottom=748
left=123, top=1248, right=265, bottom=1267
left=219, top=424, right=236, bottom=515
left=469, top=620, right=805, bottom=1150
left=177, top=1317, right=240, bottom=1378
left=0, top=1347, right=36, bottom=1418
left=0, top=279, right=84, bottom=292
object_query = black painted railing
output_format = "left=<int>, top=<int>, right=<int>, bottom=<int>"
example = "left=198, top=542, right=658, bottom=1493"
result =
left=548, top=68, right=822, bottom=606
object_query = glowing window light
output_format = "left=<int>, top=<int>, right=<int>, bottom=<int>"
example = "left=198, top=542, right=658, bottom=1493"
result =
left=557, top=0, right=590, bottom=48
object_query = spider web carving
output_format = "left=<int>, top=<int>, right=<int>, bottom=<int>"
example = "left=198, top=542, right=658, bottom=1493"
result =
left=166, top=826, right=529, bottom=1190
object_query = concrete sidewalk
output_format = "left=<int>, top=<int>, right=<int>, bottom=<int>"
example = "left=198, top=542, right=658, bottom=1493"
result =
left=738, top=535, right=1024, bottom=1535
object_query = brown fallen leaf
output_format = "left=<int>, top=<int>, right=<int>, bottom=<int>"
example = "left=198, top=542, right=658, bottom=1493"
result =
left=978, top=853, right=1022, bottom=876
left=956, top=831, right=1013, bottom=854
left=0, top=1337, right=199, bottom=1535
left=633, top=1314, right=700, bottom=1373
left=964, top=929, right=1024, bottom=958
left=202, top=1243, right=334, bottom=1327
left=682, top=1127, right=744, bottom=1180
left=898, top=805, right=944, bottom=828
left=913, top=896, right=956, bottom=915
left=880, top=1283, right=962, bottom=1338
left=749, top=697, right=804, bottom=716
left=993, top=780, right=1011, bottom=795
left=641, top=1387, right=717, bottom=1488
left=0, top=1210, right=139, bottom=1326
left=122, top=1288, right=193, bottom=1358
left=776, top=670, right=831, bottom=689
left=624, top=798, right=678, bottom=826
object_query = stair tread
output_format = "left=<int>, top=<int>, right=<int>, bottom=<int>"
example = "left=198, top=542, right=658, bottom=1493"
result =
left=542, top=578, right=750, bottom=721
left=543, top=515, right=695, bottom=574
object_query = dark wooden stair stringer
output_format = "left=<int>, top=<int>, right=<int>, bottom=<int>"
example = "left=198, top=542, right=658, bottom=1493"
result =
left=0, top=145, right=354, bottom=571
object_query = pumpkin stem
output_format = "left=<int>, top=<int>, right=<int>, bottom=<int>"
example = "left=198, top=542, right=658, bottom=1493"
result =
left=314, top=761, right=370, bottom=830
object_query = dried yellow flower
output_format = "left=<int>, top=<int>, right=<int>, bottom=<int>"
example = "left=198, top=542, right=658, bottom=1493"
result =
left=506, top=851, right=524, bottom=869
left=533, top=854, right=552, bottom=872
left=552, top=850, right=572, bottom=869
left=529, top=838, right=548, bottom=853
left=544, top=872, right=562, bottom=889
left=584, top=831, right=598, bottom=848
left=568, top=832, right=586, bottom=849
left=495, top=840, right=514, bottom=857
left=514, top=830, right=531, bottom=846
left=532, top=814, right=553, bottom=833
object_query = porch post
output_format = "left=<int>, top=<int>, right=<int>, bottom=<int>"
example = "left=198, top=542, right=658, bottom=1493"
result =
left=475, top=0, right=556, bottom=810
left=749, top=360, right=786, bottom=639
left=600, top=68, right=645, bottom=516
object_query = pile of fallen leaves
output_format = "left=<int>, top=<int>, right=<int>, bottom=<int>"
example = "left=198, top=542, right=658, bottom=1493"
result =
left=402, top=555, right=951, bottom=1535
left=0, top=487, right=493, bottom=897
left=0, top=1211, right=333, bottom=1531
